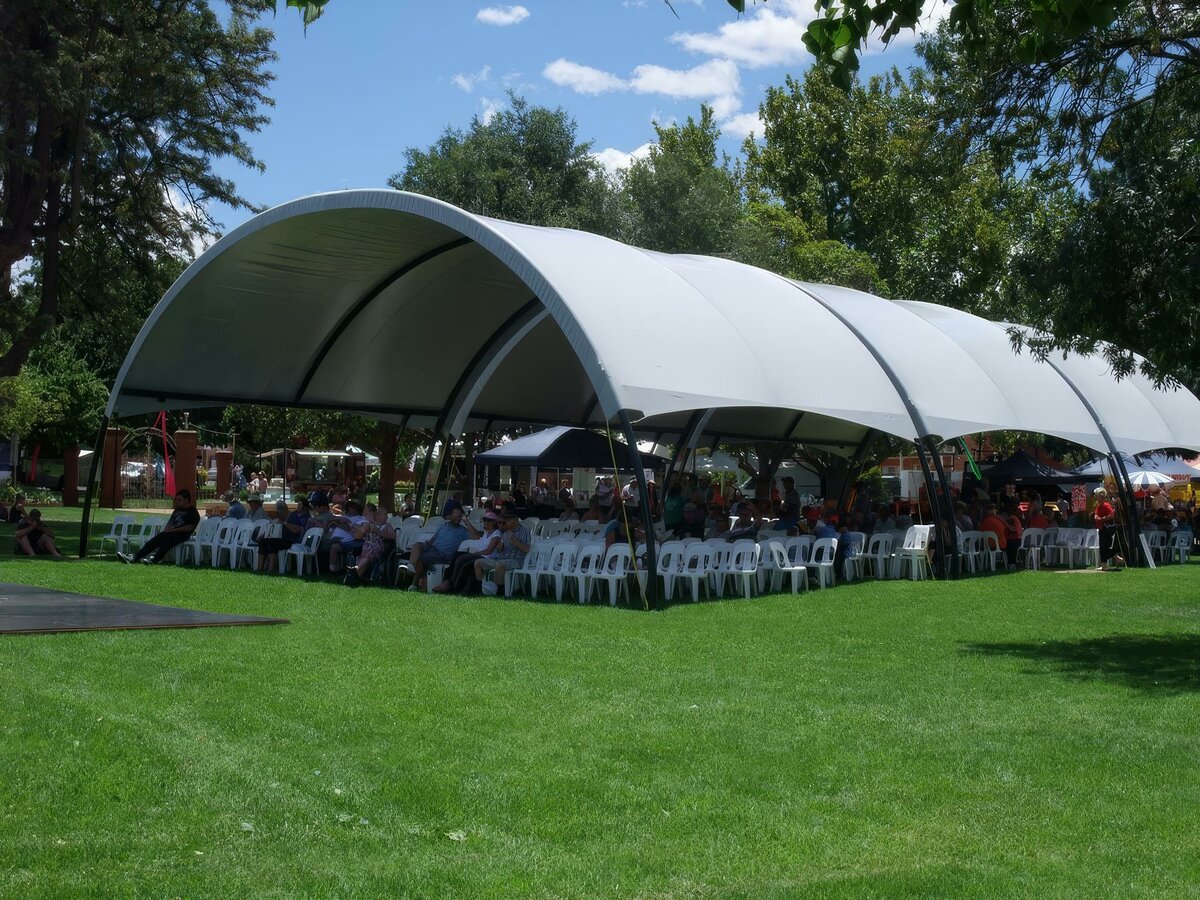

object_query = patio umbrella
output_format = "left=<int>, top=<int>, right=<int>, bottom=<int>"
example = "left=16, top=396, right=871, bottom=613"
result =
left=1125, top=470, right=1177, bottom=488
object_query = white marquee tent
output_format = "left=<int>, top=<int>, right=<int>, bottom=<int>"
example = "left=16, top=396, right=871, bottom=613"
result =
left=90, top=189, right=1200, bottom=590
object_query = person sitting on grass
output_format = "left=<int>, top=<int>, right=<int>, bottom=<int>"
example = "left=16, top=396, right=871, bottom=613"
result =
left=409, top=506, right=470, bottom=590
left=14, top=508, right=62, bottom=558
left=118, top=490, right=200, bottom=564
left=473, top=510, right=530, bottom=594
left=7, top=493, right=27, bottom=524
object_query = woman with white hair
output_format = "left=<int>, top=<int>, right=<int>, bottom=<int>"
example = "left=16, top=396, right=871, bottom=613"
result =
left=1092, top=487, right=1123, bottom=567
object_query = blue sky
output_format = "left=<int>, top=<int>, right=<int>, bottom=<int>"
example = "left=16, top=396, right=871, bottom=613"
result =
left=211, top=0, right=942, bottom=234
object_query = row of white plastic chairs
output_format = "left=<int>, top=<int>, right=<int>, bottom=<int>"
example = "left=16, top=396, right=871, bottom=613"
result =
left=428, top=523, right=943, bottom=605
left=97, top=514, right=291, bottom=572
left=1009, top=525, right=1193, bottom=569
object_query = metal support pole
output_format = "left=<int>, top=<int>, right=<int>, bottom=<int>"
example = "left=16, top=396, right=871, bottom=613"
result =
left=836, top=429, right=877, bottom=515
left=1108, top=452, right=1144, bottom=566
left=619, top=410, right=660, bottom=610
left=912, top=441, right=947, bottom=579
left=415, top=436, right=439, bottom=519
left=662, top=409, right=712, bottom=495
left=926, top=439, right=960, bottom=579
left=78, top=413, right=110, bottom=558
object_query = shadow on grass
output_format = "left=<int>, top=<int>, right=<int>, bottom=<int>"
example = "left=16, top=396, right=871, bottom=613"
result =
left=962, top=634, right=1200, bottom=695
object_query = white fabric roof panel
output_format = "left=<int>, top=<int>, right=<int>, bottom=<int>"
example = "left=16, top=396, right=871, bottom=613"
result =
left=108, top=189, right=1200, bottom=456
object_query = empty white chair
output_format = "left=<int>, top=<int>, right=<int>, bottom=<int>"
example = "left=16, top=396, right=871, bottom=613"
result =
left=958, top=531, right=987, bottom=575
left=655, top=541, right=687, bottom=601
left=1168, top=530, right=1192, bottom=564
left=504, top=544, right=548, bottom=598
left=810, top=537, right=838, bottom=588
left=786, top=536, right=814, bottom=567
left=1018, top=528, right=1044, bottom=570
left=1146, top=530, right=1169, bottom=564
left=176, top=516, right=222, bottom=566
left=892, top=525, right=933, bottom=580
left=1071, top=528, right=1100, bottom=568
left=98, top=514, right=138, bottom=557
left=1061, top=528, right=1087, bottom=569
left=706, top=541, right=736, bottom=597
left=228, top=520, right=261, bottom=571
left=761, top=540, right=807, bottom=594
left=587, top=544, right=634, bottom=606
left=534, top=543, right=578, bottom=599
left=714, top=539, right=760, bottom=600
left=562, top=543, right=604, bottom=603
left=862, top=533, right=894, bottom=579
left=282, top=527, right=323, bottom=576
left=981, top=531, right=1006, bottom=572
left=675, top=544, right=713, bottom=602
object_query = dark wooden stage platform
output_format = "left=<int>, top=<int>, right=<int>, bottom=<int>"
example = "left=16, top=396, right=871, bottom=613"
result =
left=0, top=583, right=289, bottom=635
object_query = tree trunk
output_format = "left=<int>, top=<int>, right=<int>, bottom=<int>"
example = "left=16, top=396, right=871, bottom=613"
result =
left=376, top=428, right=398, bottom=512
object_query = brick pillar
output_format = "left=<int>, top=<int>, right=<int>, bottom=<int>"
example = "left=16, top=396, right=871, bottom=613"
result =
left=174, top=430, right=198, bottom=503
left=100, top=428, right=123, bottom=509
left=215, top=449, right=232, bottom=497
left=63, top=447, right=80, bottom=507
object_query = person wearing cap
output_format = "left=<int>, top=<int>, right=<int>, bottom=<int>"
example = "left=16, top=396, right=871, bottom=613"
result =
left=434, top=510, right=503, bottom=594
left=245, top=493, right=267, bottom=523
left=223, top=491, right=246, bottom=520
left=473, top=511, right=530, bottom=592
left=256, top=497, right=310, bottom=572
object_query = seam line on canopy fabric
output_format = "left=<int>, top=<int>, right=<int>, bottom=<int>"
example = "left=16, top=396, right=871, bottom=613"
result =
left=293, top=235, right=473, bottom=403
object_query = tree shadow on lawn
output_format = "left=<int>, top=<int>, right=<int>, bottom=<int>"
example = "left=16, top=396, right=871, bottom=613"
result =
left=961, top=634, right=1200, bottom=695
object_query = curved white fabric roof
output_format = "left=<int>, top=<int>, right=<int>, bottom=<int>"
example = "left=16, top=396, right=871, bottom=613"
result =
left=108, top=189, right=1200, bottom=454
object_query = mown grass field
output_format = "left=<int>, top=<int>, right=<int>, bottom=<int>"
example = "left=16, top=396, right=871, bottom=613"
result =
left=1, top=508, right=1197, bottom=897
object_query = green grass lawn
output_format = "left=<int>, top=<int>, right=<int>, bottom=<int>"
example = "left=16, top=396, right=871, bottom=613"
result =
left=1, top=509, right=1198, bottom=896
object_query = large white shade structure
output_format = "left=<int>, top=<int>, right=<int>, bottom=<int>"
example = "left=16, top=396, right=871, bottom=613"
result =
left=106, top=189, right=1200, bottom=458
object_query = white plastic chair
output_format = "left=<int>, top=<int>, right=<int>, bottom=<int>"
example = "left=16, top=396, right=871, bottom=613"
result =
left=590, top=544, right=634, bottom=606
left=786, top=536, right=814, bottom=567
left=424, top=516, right=445, bottom=531
left=229, top=520, right=262, bottom=571
left=505, top=545, right=547, bottom=598
left=761, top=540, right=807, bottom=594
left=892, top=525, right=933, bottom=580
left=1062, top=528, right=1087, bottom=569
left=655, top=541, right=687, bottom=601
left=840, top=531, right=867, bottom=582
left=1168, top=531, right=1192, bottom=564
left=98, top=514, right=138, bottom=557
left=1072, top=529, right=1100, bottom=568
left=715, top=539, right=760, bottom=600
left=563, top=543, right=604, bottom=603
left=534, top=543, right=578, bottom=600
left=176, top=516, right=222, bottom=566
left=982, top=531, right=1006, bottom=572
left=675, top=544, right=713, bottom=602
left=862, top=533, right=894, bottom=579
left=1018, top=528, right=1044, bottom=570
left=121, top=516, right=166, bottom=556
left=1146, top=530, right=1169, bottom=564
left=282, top=527, right=323, bottom=576
left=810, top=537, right=838, bottom=588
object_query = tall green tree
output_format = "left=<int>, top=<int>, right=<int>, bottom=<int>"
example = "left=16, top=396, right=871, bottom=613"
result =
left=621, top=106, right=742, bottom=255
left=0, top=0, right=276, bottom=378
left=389, top=94, right=617, bottom=234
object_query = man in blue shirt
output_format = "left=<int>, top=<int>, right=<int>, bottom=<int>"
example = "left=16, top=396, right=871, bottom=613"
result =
left=410, top=506, right=470, bottom=590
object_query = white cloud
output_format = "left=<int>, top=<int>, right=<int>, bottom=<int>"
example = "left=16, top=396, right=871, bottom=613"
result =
left=478, top=96, right=504, bottom=124
left=670, top=0, right=815, bottom=68
left=721, top=110, right=765, bottom=140
left=476, top=5, right=530, bottom=26
left=593, top=142, right=655, bottom=177
left=629, top=58, right=740, bottom=100
left=452, top=64, right=491, bottom=93
left=543, top=59, right=628, bottom=95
